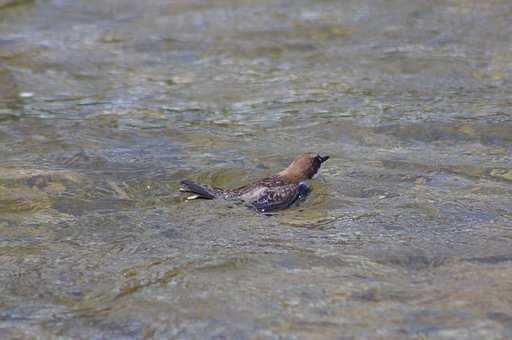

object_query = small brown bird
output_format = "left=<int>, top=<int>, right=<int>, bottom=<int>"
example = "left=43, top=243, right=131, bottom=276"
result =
left=180, top=152, right=330, bottom=212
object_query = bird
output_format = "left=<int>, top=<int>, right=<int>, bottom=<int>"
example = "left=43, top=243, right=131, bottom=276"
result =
left=179, top=152, right=330, bottom=212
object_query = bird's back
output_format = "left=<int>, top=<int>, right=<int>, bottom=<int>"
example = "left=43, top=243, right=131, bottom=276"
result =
left=229, top=176, right=305, bottom=212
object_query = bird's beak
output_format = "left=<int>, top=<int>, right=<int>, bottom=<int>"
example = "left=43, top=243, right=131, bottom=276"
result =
left=318, top=155, right=330, bottom=163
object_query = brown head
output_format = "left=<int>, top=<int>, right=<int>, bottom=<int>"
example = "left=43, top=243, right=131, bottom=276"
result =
left=278, top=152, right=330, bottom=182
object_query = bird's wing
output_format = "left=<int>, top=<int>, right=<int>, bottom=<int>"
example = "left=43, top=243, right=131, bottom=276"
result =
left=249, top=183, right=301, bottom=212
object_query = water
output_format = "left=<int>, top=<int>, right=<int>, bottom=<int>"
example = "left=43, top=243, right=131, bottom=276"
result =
left=1, top=0, right=511, bottom=338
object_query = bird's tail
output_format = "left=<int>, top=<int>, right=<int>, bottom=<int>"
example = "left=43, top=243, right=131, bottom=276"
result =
left=179, top=180, right=218, bottom=199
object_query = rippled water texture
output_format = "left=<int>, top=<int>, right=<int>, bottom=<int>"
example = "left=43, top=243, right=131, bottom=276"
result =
left=1, top=0, right=512, bottom=338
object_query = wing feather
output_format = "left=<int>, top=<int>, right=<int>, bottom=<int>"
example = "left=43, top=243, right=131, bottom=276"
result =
left=250, top=183, right=300, bottom=212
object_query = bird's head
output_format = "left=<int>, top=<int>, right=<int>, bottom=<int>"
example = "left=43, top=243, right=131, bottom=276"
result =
left=279, top=152, right=330, bottom=182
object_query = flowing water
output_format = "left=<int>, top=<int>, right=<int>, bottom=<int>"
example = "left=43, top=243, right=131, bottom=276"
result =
left=1, top=0, right=512, bottom=338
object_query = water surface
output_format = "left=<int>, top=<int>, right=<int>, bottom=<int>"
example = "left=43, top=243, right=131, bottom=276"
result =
left=1, top=0, right=511, bottom=338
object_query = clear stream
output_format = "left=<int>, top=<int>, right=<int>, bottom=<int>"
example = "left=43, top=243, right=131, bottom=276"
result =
left=1, top=0, right=511, bottom=338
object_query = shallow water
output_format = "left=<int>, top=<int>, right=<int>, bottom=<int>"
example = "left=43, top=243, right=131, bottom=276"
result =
left=1, top=0, right=511, bottom=338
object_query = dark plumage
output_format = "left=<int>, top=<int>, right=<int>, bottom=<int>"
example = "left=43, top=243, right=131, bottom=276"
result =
left=180, top=152, right=330, bottom=212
